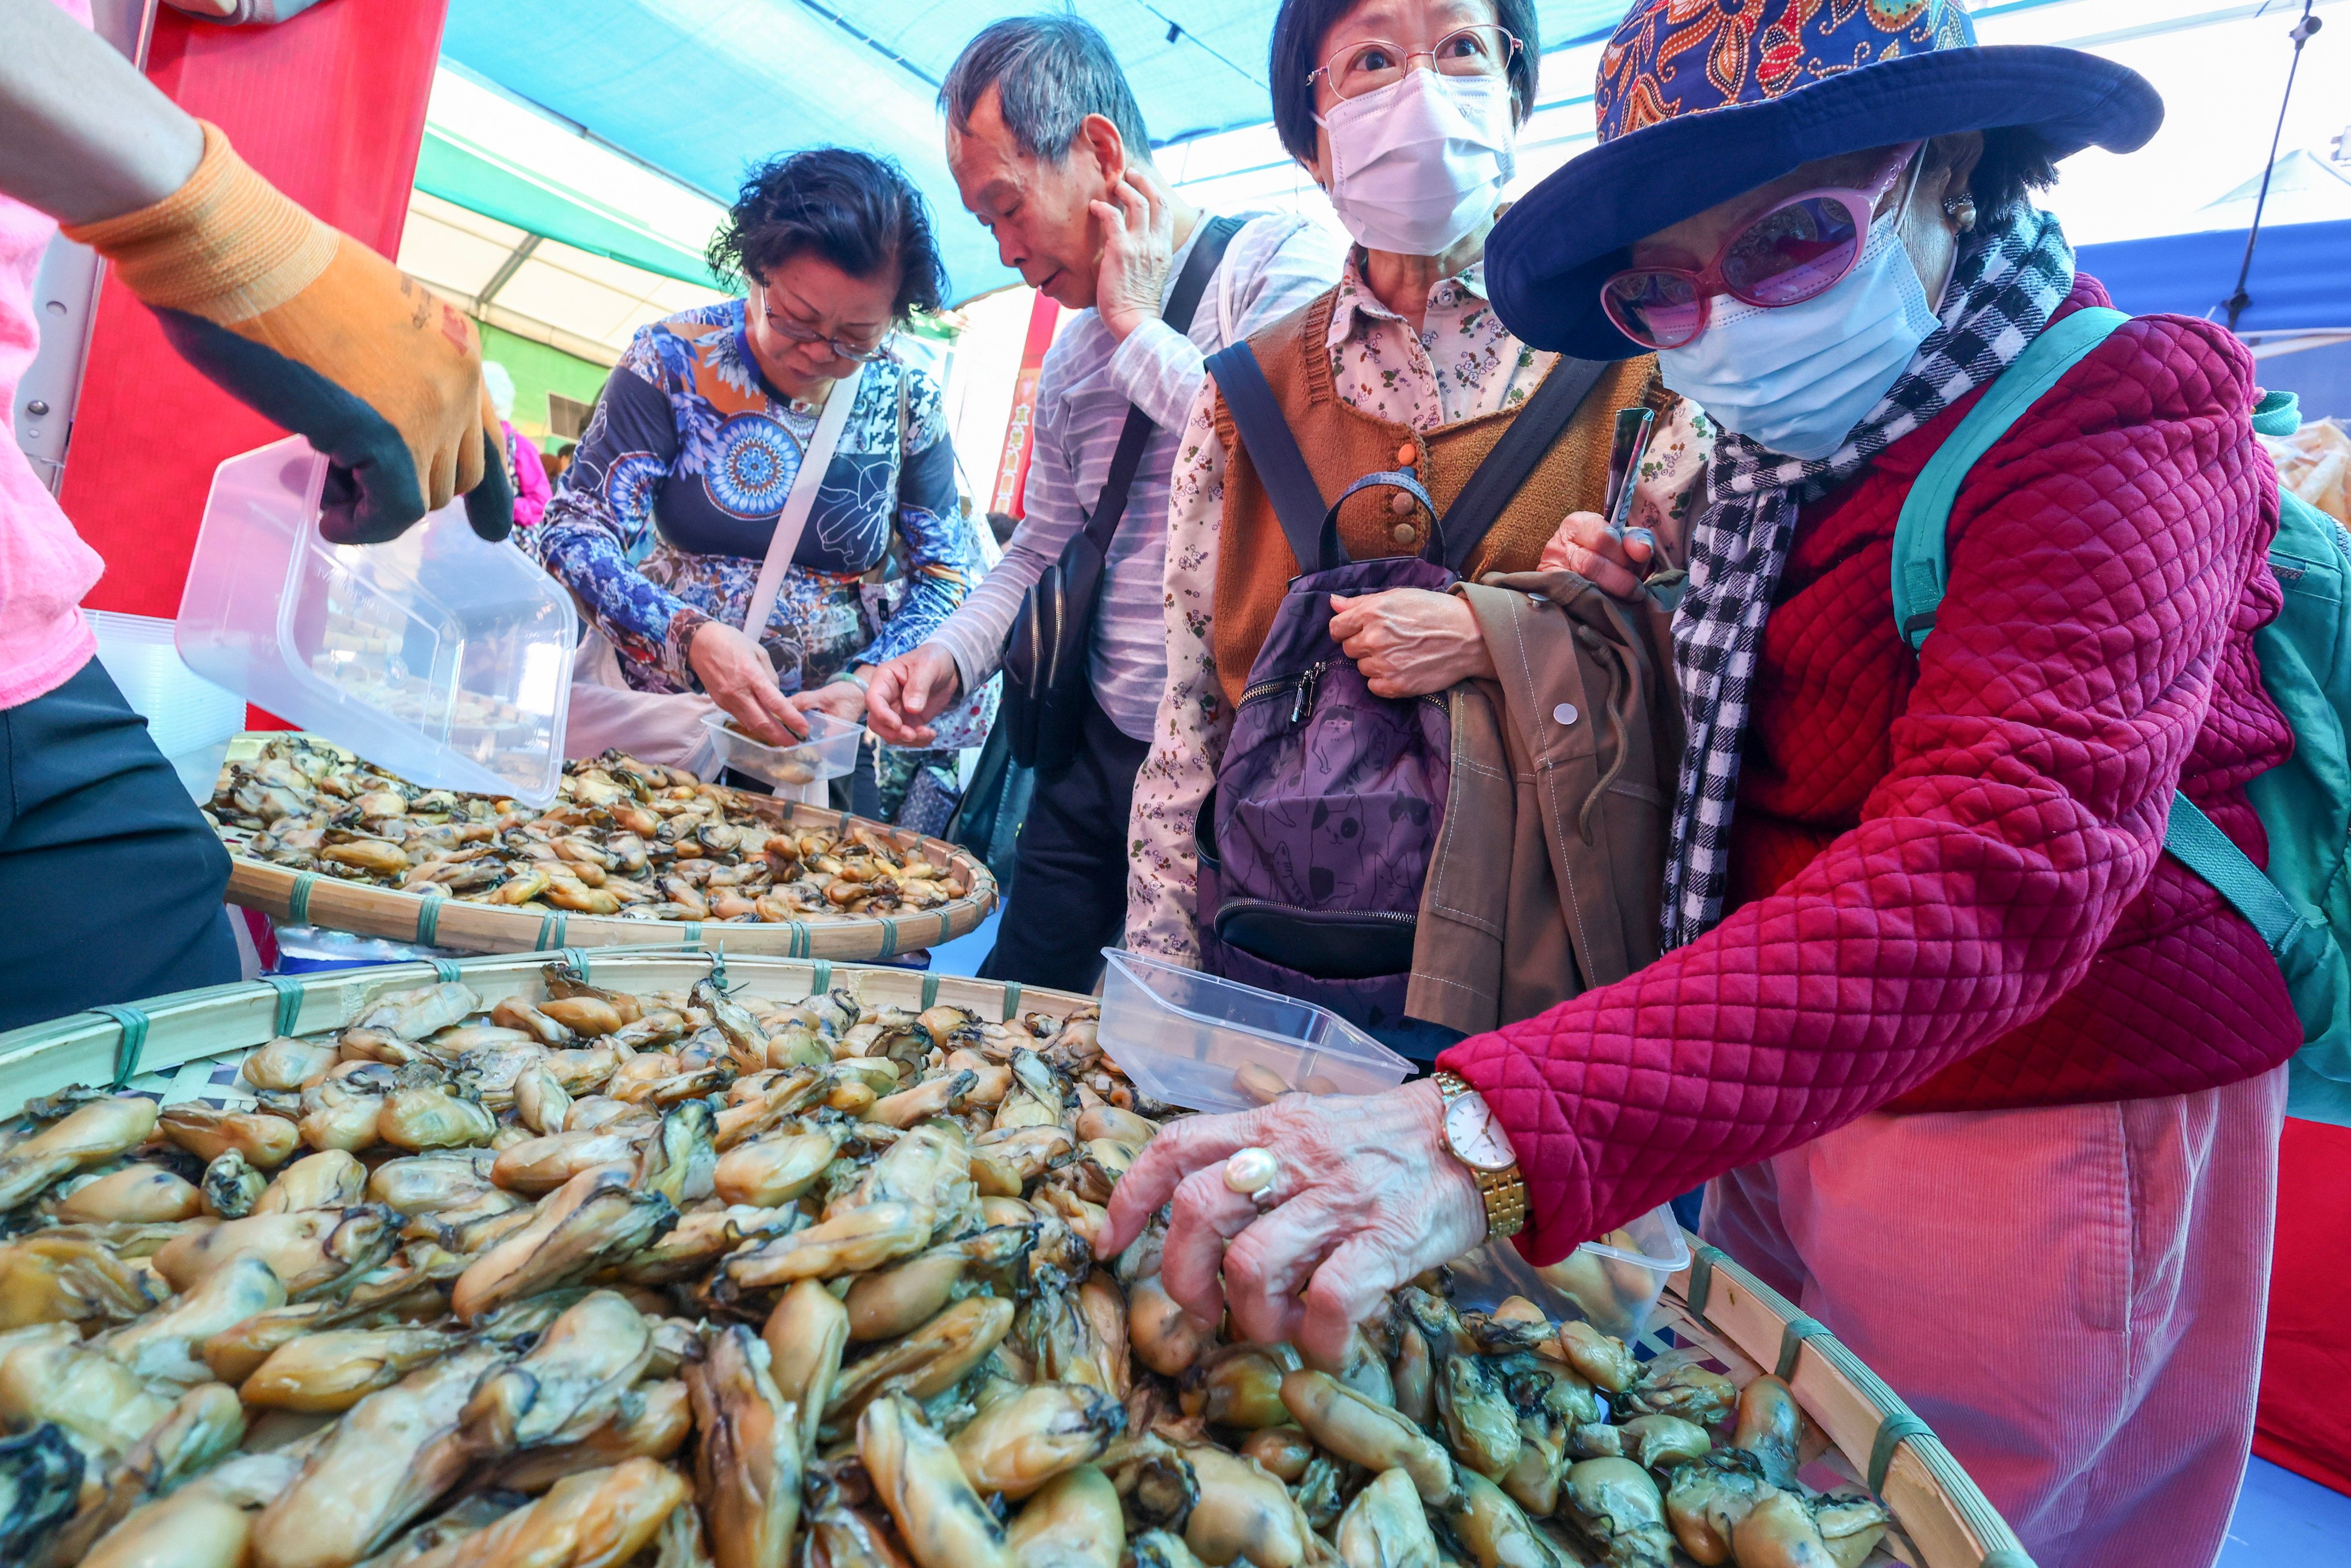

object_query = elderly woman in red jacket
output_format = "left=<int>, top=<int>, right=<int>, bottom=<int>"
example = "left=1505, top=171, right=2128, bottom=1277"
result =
left=1102, top=7, right=2299, bottom=1565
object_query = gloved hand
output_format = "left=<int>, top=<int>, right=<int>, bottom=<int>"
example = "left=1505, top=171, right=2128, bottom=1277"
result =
left=63, top=122, right=512, bottom=545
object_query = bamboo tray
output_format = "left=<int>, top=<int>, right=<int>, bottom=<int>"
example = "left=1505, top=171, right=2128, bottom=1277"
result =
left=1, top=954, right=2030, bottom=1568
left=212, top=735, right=998, bottom=962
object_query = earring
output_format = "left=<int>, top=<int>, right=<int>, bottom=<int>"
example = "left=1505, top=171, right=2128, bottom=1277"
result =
left=1942, top=194, right=1978, bottom=232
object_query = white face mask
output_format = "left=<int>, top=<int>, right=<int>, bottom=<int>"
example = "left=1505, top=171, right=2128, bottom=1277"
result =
left=1656, top=212, right=1940, bottom=463
left=1313, top=69, right=1516, bottom=257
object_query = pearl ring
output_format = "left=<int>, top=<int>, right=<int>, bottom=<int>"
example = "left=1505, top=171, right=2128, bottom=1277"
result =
left=1224, top=1146, right=1281, bottom=1211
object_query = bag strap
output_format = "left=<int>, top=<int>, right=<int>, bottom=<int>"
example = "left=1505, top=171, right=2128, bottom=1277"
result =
left=1439, top=355, right=1611, bottom=575
left=1891, top=306, right=2128, bottom=650
left=1080, top=214, right=1246, bottom=554
left=1892, top=304, right=2312, bottom=959
left=1206, top=337, right=1328, bottom=571
left=742, top=357, right=866, bottom=639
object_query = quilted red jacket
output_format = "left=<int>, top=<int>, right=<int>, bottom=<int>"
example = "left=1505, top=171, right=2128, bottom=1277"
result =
left=1438, top=281, right=2304, bottom=1265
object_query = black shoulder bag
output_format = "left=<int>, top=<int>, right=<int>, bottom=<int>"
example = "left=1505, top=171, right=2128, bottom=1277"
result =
left=1001, top=215, right=1243, bottom=770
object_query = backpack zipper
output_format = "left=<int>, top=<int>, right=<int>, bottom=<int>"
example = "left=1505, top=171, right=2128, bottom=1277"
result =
left=1240, top=660, right=1330, bottom=728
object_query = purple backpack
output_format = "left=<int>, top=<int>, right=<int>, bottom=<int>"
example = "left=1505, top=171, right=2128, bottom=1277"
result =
left=1193, top=344, right=1603, bottom=1033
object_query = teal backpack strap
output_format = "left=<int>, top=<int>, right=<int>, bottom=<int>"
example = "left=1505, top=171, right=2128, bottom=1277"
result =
left=1892, top=306, right=2334, bottom=1031
left=2166, top=795, right=2312, bottom=958
left=1890, top=307, right=2131, bottom=651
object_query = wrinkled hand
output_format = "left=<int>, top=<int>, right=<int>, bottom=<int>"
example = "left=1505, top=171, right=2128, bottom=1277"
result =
left=1328, top=589, right=1495, bottom=698
left=1539, top=510, right=1652, bottom=601
left=1097, top=1080, right=1488, bottom=1365
left=864, top=645, right=963, bottom=747
left=1090, top=167, right=1177, bottom=343
left=687, top=622, right=808, bottom=746
left=791, top=676, right=870, bottom=726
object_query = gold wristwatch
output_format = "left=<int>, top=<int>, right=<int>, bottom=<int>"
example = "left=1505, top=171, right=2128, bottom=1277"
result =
left=1432, top=1070, right=1527, bottom=1241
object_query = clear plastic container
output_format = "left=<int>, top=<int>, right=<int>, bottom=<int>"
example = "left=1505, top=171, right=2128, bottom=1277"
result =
left=700, top=709, right=863, bottom=793
left=1096, top=948, right=1413, bottom=1113
left=1447, top=1203, right=1692, bottom=1339
left=177, top=437, right=577, bottom=805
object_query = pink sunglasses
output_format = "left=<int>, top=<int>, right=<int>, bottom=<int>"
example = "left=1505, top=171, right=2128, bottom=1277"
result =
left=1601, top=142, right=1925, bottom=351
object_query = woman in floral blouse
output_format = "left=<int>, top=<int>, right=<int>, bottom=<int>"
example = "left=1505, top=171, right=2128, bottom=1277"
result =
left=1125, top=0, right=1710, bottom=1007
left=535, top=148, right=980, bottom=813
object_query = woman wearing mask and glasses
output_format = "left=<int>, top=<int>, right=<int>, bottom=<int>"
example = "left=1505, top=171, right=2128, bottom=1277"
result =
left=535, top=148, right=981, bottom=815
left=1127, top=0, right=1712, bottom=1053
left=1104, top=7, right=2298, bottom=1566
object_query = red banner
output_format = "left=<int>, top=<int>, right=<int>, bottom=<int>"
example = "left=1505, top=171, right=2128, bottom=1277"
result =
left=988, top=292, right=1060, bottom=522
left=63, top=0, right=449, bottom=625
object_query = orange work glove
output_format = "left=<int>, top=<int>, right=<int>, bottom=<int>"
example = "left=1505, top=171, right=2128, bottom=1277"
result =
left=64, top=122, right=513, bottom=544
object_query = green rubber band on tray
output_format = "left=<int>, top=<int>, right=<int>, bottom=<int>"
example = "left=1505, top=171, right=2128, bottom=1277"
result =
left=1868, top=1411, right=1935, bottom=1495
left=878, top=919, right=899, bottom=961
left=259, top=975, right=304, bottom=1036
left=536, top=913, right=568, bottom=950
left=681, top=923, right=703, bottom=948
left=1685, top=1243, right=1727, bottom=1321
left=413, top=894, right=441, bottom=948
left=1774, top=1316, right=1830, bottom=1380
left=810, top=960, right=832, bottom=998
left=287, top=871, right=317, bottom=926
left=789, top=923, right=810, bottom=960
left=920, top=973, right=940, bottom=1010
left=90, top=1003, right=150, bottom=1088
left=999, top=982, right=1023, bottom=1023
left=1980, top=1551, right=2040, bottom=1568
left=432, top=959, right=464, bottom=982
left=935, top=910, right=953, bottom=948
left=556, top=946, right=585, bottom=977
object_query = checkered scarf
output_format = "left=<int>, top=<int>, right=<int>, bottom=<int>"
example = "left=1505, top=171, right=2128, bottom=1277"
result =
left=1659, top=204, right=2077, bottom=950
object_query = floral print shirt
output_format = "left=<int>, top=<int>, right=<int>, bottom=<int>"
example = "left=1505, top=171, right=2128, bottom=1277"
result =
left=534, top=298, right=977, bottom=697
left=1125, top=251, right=1716, bottom=964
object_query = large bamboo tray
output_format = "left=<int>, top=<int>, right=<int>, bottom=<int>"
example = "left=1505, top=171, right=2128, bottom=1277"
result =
left=0, top=956, right=2028, bottom=1568
left=213, top=736, right=998, bottom=961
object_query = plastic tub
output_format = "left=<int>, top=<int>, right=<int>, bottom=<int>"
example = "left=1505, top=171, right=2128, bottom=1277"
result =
left=177, top=437, right=577, bottom=805
left=700, top=709, right=863, bottom=793
left=1096, top=948, right=1413, bottom=1114
left=1448, top=1202, right=1692, bottom=1339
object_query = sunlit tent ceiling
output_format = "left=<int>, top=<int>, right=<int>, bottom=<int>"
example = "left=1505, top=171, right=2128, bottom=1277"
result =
left=410, top=0, right=2351, bottom=358
left=436, top=0, right=1639, bottom=304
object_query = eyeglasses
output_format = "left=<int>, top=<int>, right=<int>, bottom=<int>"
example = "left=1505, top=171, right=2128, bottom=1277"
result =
left=1600, top=142, right=1924, bottom=351
left=1307, top=23, right=1520, bottom=102
left=761, top=293, right=891, bottom=363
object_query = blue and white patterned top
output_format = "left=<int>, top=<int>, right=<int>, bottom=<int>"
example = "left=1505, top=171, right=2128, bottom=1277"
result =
left=533, top=298, right=977, bottom=697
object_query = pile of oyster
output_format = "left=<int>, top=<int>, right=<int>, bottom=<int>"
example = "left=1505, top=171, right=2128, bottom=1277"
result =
left=211, top=738, right=970, bottom=923
left=0, top=969, right=1889, bottom=1568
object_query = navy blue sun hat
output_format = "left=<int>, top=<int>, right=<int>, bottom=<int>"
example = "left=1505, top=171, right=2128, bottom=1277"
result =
left=1485, top=0, right=2164, bottom=360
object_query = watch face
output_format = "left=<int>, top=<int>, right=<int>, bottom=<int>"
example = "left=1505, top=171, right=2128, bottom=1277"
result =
left=1445, top=1090, right=1516, bottom=1172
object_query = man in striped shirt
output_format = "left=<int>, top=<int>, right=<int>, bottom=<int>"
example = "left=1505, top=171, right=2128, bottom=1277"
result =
left=867, top=15, right=1342, bottom=992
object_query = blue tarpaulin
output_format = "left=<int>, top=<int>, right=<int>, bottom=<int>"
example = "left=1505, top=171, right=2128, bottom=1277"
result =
left=2077, top=220, right=2351, bottom=335
left=440, top=1, right=1634, bottom=302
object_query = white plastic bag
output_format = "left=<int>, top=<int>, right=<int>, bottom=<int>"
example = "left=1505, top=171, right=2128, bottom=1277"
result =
left=561, top=631, right=723, bottom=781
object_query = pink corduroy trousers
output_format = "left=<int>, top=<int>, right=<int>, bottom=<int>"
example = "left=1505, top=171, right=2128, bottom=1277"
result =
left=1702, top=1066, right=2287, bottom=1568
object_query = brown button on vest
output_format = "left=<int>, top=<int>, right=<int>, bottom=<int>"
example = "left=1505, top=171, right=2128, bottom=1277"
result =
left=1208, top=286, right=1666, bottom=707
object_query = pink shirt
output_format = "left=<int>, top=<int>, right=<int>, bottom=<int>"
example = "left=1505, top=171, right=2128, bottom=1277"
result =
left=0, top=0, right=106, bottom=711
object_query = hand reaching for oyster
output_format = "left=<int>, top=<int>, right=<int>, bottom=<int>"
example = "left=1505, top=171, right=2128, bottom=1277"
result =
left=1100, top=1080, right=1488, bottom=1367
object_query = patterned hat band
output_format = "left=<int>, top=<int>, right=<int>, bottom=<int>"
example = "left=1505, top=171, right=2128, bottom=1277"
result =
left=1599, top=0, right=1976, bottom=142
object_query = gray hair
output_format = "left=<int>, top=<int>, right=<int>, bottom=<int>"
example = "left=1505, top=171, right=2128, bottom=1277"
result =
left=940, top=15, right=1154, bottom=166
